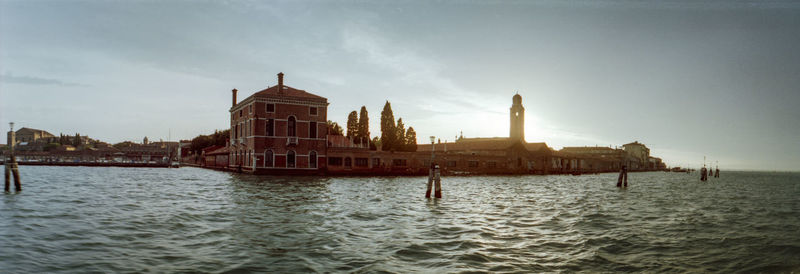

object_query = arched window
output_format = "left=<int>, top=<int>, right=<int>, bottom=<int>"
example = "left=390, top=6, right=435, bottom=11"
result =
left=288, top=116, right=296, bottom=137
left=345, top=157, right=352, bottom=167
left=309, top=151, right=317, bottom=169
left=264, top=150, right=273, bottom=167
left=287, top=150, right=296, bottom=168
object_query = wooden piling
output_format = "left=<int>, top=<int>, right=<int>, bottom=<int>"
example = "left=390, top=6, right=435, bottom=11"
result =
left=5, top=123, right=21, bottom=192
left=434, top=166, right=442, bottom=198
left=616, top=165, right=628, bottom=187
left=10, top=155, right=21, bottom=191
left=4, top=163, right=9, bottom=192
left=425, top=167, right=433, bottom=198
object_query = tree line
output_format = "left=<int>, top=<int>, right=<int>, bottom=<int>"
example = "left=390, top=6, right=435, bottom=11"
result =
left=339, top=101, right=416, bottom=152
left=189, top=129, right=230, bottom=155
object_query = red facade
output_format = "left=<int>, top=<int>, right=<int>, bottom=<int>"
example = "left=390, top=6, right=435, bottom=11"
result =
left=228, top=73, right=328, bottom=174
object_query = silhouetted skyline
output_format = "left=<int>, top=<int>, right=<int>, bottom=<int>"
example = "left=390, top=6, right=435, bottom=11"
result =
left=1, top=1, right=798, bottom=171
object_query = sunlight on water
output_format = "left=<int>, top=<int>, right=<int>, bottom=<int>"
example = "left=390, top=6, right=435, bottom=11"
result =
left=1, top=166, right=799, bottom=272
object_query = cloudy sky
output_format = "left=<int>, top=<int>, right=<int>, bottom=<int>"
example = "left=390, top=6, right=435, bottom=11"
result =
left=1, top=0, right=798, bottom=171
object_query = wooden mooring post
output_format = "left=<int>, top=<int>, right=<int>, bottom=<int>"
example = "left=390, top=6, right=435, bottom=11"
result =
left=426, top=164, right=442, bottom=198
left=616, top=164, right=628, bottom=187
left=5, top=122, right=21, bottom=192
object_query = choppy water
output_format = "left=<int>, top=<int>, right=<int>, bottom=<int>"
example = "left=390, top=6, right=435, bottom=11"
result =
left=1, top=166, right=799, bottom=273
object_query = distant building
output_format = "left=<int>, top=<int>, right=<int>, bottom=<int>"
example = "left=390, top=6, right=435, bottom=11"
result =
left=413, top=94, right=556, bottom=175
left=623, top=141, right=650, bottom=170
left=229, top=72, right=328, bottom=174
left=15, top=127, right=55, bottom=143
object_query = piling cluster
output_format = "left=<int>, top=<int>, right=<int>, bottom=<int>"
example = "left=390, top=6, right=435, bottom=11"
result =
left=5, top=124, right=22, bottom=192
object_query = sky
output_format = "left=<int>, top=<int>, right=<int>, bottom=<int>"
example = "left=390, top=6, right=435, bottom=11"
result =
left=1, top=0, right=798, bottom=171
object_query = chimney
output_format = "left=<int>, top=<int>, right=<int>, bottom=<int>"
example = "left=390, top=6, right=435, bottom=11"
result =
left=278, top=72, right=284, bottom=91
left=231, top=88, right=238, bottom=107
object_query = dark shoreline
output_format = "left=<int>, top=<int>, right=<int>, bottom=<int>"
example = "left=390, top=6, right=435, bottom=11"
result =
left=8, top=161, right=171, bottom=168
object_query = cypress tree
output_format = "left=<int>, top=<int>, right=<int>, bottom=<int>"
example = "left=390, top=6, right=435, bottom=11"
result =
left=405, top=127, right=417, bottom=152
left=357, top=106, right=369, bottom=145
left=73, top=133, right=81, bottom=147
left=396, top=118, right=406, bottom=152
left=380, top=101, right=396, bottom=151
left=346, top=111, right=358, bottom=140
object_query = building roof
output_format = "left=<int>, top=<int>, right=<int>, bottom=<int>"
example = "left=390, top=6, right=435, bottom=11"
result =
left=417, top=137, right=550, bottom=153
left=623, top=141, right=646, bottom=147
left=202, top=145, right=224, bottom=154
left=561, top=146, right=618, bottom=151
left=252, top=85, right=327, bottom=102
left=15, top=127, right=54, bottom=137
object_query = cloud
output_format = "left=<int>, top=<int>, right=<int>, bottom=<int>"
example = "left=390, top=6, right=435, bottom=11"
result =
left=340, top=24, right=491, bottom=114
left=0, top=73, right=90, bottom=87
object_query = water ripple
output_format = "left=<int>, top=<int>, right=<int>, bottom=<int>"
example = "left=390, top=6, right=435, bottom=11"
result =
left=1, top=167, right=799, bottom=273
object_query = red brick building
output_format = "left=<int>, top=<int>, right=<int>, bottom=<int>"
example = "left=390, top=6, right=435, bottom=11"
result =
left=229, top=72, right=328, bottom=174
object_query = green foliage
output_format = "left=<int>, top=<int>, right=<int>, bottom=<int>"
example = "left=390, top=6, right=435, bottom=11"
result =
left=405, top=127, right=417, bottom=151
left=44, top=142, right=61, bottom=152
left=357, top=106, right=369, bottom=145
left=190, top=129, right=230, bottom=154
left=59, top=133, right=68, bottom=145
left=396, top=118, right=406, bottom=151
left=380, top=101, right=397, bottom=151
left=370, top=136, right=381, bottom=151
left=326, top=120, right=343, bottom=136
left=73, top=133, right=81, bottom=147
left=346, top=111, right=358, bottom=140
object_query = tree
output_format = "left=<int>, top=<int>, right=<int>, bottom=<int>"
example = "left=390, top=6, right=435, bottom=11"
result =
left=346, top=111, right=358, bottom=140
left=188, top=129, right=230, bottom=155
left=370, top=136, right=381, bottom=151
left=380, top=101, right=397, bottom=151
left=357, top=106, right=369, bottom=145
left=396, top=118, right=406, bottom=151
left=405, top=127, right=417, bottom=151
left=73, top=133, right=81, bottom=147
left=326, top=120, right=343, bottom=136
left=44, top=142, right=61, bottom=152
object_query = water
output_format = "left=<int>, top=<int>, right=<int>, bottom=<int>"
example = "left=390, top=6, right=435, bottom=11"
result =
left=2, top=166, right=799, bottom=273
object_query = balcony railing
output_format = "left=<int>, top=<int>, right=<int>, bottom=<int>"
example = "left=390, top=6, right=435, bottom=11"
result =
left=286, top=137, right=298, bottom=146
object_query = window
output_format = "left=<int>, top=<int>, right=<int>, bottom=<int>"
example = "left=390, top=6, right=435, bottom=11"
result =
left=447, top=161, right=457, bottom=167
left=266, top=119, right=274, bottom=136
left=267, top=104, right=275, bottom=113
left=309, top=107, right=318, bottom=116
left=249, top=104, right=252, bottom=114
left=309, top=121, right=317, bottom=138
left=328, top=157, right=342, bottom=166
left=355, top=158, right=368, bottom=167
left=372, top=158, right=380, bottom=167
left=488, top=161, right=497, bottom=168
left=469, top=161, right=479, bottom=168
left=287, top=150, right=296, bottom=168
left=309, top=151, right=317, bottom=169
left=264, top=150, right=273, bottom=167
left=392, top=159, right=407, bottom=166
left=239, top=109, right=242, bottom=117
left=344, top=157, right=352, bottom=167
left=288, top=116, right=296, bottom=137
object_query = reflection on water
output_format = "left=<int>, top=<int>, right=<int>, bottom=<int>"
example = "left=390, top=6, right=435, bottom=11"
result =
left=1, top=166, right=799, bottom=272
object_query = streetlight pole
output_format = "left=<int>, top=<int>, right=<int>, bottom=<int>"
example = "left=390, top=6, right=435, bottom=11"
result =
left=429, top=136, right=435, bottom=165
